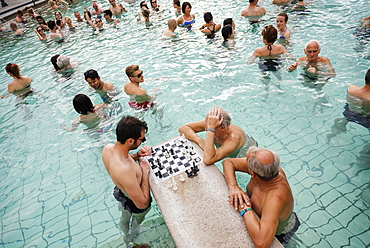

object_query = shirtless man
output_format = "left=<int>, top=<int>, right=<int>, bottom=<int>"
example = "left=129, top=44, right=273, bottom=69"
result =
left=178, top=107, right=257, bottom=165
left=102, top=116, right=152, bottom=239
left=108, top=0, right=128, bottom=16
left=223, top=146, right=300, bottom=246
left=84, top=69, right=115, bottom=102
left=10, top=23, right=23, bottom=36
left=241, top=0, right=266, bottom=18
left=91, top=1, right=104, bottom=16
left=288, top=40, right=336, bottom=80
left=47, top=20, right=64, bottom=41
left=15, top=9, right=26, bottom=23
left=272, top=0, right=292, bottom=6
left=162, top=19, right=177, bottom=37
left=74, top=11, right=84, bottom=22
left=124, top=65, right=155, bottom=111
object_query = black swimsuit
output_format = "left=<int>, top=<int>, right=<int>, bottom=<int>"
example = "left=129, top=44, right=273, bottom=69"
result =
left=113, top=186, right=152, bottom=213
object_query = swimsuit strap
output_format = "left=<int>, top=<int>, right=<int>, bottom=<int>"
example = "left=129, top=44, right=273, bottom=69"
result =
left=267, top=44, right=272, bottom=56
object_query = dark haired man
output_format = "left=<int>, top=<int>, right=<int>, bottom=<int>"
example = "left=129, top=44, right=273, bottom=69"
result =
left=47, top=20, right=64, bottom=41
left=84, top=69, right=115, bottom=102
left=102, top=116, right=152, bottom=239
left=223, top=146, right=299, bottom=246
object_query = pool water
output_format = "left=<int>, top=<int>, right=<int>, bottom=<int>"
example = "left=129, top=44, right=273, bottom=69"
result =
left=0, top=0, right=369, bottom=247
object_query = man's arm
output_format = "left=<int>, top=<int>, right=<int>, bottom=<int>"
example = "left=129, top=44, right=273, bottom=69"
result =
left=120, top=160, right=151, bottom=209
left=240, top=195, right=281, bottom=248
left=223, top=158, right=250, bottom=209
left=178, top=120, right=206, bottom=149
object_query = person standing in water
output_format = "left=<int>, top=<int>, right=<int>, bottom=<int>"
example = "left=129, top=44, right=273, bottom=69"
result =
left=1, top=63, right=32, bottom=98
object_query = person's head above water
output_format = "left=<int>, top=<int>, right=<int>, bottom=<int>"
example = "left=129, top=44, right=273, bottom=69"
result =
left=181, top=2, right=191, bottom=14
left=116, top=115, right=148, bottom=145
left=47, top=20, right=57, bottom=30
left=246, top=146, right=280, bottom=181
left=84, top=69, right=104, bottom=89
left=10, top=23, right=18, bottom=31
left=56, top=55, right=70, bottom=69
left=261, top=25, right=277, bottom=44
left=304, top=40, right=321, bottom=52
left=205, top=107, right=231, bottom=129
left=73, top=94, right=94, bottom=115
left=5, top=63, right=21, bottom=79
left=168, top=18, right=177, bottom=29
left=104, top=9, right=113, bottom=19
left=222, top=24, right=233, bottom=41
left=140, top=1, right=148, bottom=9
left=50, top=55, right=60, bottom=70
left=365, top=68, right=370, bottom=86
left=204, top=12, right=213, bottom=23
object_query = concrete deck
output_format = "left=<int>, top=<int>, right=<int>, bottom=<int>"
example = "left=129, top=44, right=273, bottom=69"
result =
left=148, top=136, right=283, bottom=248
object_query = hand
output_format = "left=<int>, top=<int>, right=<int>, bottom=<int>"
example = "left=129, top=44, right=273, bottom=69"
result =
left=114, top=19, right=119, bottom=24
left=228, top=185, right=251, bottom=210
left=206, top=108, right=223, bottom=129
left=140, top=159, right=150, bottom=174
left=139, top=145, right=152, bottom=157
left=287, top=62, right=298, bottom=71
left=307, top=65, right=317, bottom=74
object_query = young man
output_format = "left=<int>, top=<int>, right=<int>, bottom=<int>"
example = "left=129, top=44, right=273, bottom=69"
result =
left=102, top=116, right=152, bottom=239
left=84, top=69, right=115, bottom=102
left=178, top=107, right=257, bottom=165
left=223, top=146, right=300, bottom=246
left=241, top=0, right=266, bottom=17
left=124, top=65, right=155, bottom=111
left=108, top=0, right=128, bottom=16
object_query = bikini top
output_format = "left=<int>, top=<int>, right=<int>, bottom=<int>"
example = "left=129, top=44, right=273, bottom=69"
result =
left=182, top=16, right=195, bottom=26
left=279, top=28, right=286, bottom=39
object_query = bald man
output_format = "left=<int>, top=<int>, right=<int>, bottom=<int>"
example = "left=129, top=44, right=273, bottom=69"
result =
left=223, top=146, right=299, bottom=246
left=288, top=40, right=336, bottom=80
left=178, top=107, right=257, bottom=165
left=162, top=18, right=177, bottom=37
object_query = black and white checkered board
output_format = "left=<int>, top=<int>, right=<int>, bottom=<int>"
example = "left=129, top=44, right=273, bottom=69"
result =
left=146, top=136, right=202, bottom=183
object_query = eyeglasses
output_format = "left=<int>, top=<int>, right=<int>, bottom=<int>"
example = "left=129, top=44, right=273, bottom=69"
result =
left=132, top=71, right=143, bottom=78
left=137, top=137, right=146, bottom=143
left=96, top=20, right=102, bottom=23
left=151, top=1, right=156, bottom=3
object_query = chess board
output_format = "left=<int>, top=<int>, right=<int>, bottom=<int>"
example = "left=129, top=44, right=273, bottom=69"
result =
left=146, top=136, right=203, bottom=183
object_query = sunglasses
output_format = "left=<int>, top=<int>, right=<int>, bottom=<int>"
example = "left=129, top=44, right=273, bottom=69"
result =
left=137, top=137, right=146, bottom=143
left=132, top=71, right=143, bottom=78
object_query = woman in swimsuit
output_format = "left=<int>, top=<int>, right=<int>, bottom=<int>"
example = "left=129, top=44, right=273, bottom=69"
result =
left=276, top=12, right=291, bottom=44
left=176, top=2, right=195, bottom=30
left=1, top=63, right=33, bottom=98
left=61, top=94, right=106, bottom=131
left=199, top=12, right=221, bottom=38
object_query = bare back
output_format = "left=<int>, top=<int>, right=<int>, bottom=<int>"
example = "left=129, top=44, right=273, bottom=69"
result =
left=8, top=76, right=32, bottom=94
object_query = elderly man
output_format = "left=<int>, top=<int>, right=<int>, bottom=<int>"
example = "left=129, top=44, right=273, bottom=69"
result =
left=84, top=69, right=115, bottom=102
left=223, top=146, right=300, bottom=246
left=178, top=107, right=257, bottom=165
left=241, top=0, right=266, bottom=18
left=102, top=116, right=152, bottom=242
left=288, top=40, right=336, bottom=80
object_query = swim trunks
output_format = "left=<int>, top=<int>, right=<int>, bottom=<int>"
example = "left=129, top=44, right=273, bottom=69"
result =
left=113, top=186, right=152, bottom=213
left=258, top=58, right=283, bottom=71
left=275, top=212, right=300, bottom=244
left=343, top=103, right=370, bottom=129
left=128, top=101, right=155, bottom=111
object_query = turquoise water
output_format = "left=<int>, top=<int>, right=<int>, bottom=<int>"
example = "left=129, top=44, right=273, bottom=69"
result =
left=0, top=0, right=369, bottom=247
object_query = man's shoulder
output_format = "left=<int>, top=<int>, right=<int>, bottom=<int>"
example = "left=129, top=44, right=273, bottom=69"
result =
left=318, top=56, right=331, bottom=64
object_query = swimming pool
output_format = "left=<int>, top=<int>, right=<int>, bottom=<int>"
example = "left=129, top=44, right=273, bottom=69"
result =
left=0, top=0, right=369, bottom=247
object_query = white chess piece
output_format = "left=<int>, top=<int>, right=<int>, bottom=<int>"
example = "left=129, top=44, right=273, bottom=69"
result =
left=171, top=177, right=178, bottom=191
left=180, top=174, right=185, bottom=182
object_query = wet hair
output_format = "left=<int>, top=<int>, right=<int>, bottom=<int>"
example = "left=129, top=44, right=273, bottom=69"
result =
left=104, top=9, right=113, bottom=18
left=55, top=11, right=62, bottom=19
left=365, top=68, right=370, bottom=86
left=27, top=8, right=35, bottom=15
left=207, top=108, right=231, bottom=128
left=17, top=9, right=23, bottom=15
left=73, top=94, right=94, bottom=115
left=10, top=23, right=18, bottom=30
left=142, top=8, right=150, bottom=18
left=140, top=1, right=148, bottom=9
left=204, top=12, right=213, bottom=23
left=36, top=15, right=46, bottom=24
left=247, top=146, right=280, bottom=181
left=47, top=20, right=57, bottom=30
left=249, top=0, right=254, bottom=3
left=56, top=55, right=70, bottom=69
left=116, top=116, right=148, bottom=144
left=5, top=63, right=21, bottom=79
left=173, top=0, right=180, bottom=7
left=181, top=2, right=191, bottom=14
left=84, top=69, right=99, bottom=80
left=277, top=12, right=288, bottom=22
left=223, top=18, right=233, bottom=27
left=261, top=25, right=277, bottom=55
left=126, top=65, right=139, bottom=77
left=50, top=54, right=61, bottom=70
left=95, top=18, right=102, bottom=24
left=56, top=19, right=62, bottom=26
left=222, top=24, right=232, bottom=41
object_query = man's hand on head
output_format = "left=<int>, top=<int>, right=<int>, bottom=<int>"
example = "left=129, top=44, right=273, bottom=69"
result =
left=207, top=108, right=223, bottom=129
